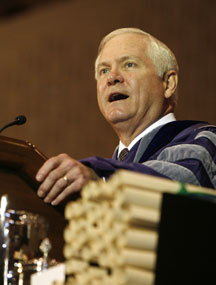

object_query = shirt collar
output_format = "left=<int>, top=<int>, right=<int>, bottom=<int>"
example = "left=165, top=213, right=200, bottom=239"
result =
left=118, top=113, right=176, bottom=157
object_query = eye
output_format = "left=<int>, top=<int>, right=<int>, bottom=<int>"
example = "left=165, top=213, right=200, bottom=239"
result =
left=126, top=62, right=135, bottom=68
left=99, top=68, right=109, bottom=76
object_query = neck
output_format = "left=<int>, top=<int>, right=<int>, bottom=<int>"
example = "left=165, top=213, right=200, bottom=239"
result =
left=116, top=123, right=150, bottom=146
left=114, top=108, right=174, bottom=146
left=113, top=116, right=157, bottom=146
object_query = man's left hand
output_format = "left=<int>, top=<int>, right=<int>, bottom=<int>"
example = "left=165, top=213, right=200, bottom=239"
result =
left=35, top=153, right=99, bottom=206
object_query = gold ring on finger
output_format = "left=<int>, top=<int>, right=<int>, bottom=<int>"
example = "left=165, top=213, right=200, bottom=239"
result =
left=63, top=175, right=70, bottom=186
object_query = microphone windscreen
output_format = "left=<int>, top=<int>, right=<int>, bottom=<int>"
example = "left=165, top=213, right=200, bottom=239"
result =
left=15, top=115, right=27, bottom=125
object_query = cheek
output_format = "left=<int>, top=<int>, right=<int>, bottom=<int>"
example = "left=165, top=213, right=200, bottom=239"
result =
left=96, top=87, right=105, bottom=113
left=96, top=81, right=104, bottom=96
left=139, top=76, right=162, bottom=94
left=96, top=93, right=102, bottom=109
left=97, top=80, right=106, bottom=100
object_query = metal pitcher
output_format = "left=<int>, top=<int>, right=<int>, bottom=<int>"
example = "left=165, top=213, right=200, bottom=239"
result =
left=0, top=195, right=52, bottom=284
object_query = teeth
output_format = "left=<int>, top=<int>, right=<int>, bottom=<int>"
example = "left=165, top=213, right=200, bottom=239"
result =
left=109, top=94, right=129, bottom=102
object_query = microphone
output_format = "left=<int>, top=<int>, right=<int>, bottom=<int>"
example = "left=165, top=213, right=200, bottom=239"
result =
left=0, top=115, right=27, bottom=134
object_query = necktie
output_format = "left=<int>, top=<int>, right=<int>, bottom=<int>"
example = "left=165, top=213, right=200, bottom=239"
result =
left=119, top=148, right=129, bottom=161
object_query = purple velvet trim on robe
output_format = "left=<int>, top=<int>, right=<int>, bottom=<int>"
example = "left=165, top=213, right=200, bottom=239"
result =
left=80, top=120, right=216, bottom=189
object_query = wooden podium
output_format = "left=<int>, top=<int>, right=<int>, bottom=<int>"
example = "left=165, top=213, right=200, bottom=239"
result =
left=0, top=135, right=66, bottom=261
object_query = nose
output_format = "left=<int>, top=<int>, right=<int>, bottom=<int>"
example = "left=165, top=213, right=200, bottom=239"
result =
left=107, top=71, right=124, bottom=86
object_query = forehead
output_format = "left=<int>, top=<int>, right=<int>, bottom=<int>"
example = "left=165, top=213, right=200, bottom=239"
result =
left=98, top=33, right=149, bottom=64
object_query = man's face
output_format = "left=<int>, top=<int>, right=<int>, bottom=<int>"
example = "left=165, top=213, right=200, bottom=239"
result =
left=96, top=33, right=167, bottom=136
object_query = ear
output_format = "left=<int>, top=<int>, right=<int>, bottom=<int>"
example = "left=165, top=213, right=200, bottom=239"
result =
left=163, top=70, right=178, bottom=99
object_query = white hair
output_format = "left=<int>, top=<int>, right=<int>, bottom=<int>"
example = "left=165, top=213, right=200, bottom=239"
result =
left=95, top=27, right=179, bottom=105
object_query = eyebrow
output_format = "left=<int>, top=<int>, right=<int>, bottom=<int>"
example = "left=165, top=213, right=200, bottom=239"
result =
left=96, top=55, right=141, bottom=71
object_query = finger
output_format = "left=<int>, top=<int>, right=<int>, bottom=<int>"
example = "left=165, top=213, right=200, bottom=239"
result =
left=48, top=166, right=88, bottom=205
left=42, top=165, right=79, bottom=202
left=37, top=154, right=76, bottom=198
left=36, top=153, right=73, bottom=182
left=51, top=178, right=83, bottom=206
left=36, top=156, right=62, bottom=182
left=37, top=167, right=67, bottom=198
left=43, top=175, right=73, bottom=203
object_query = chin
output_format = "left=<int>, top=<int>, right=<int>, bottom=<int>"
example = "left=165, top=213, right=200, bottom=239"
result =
left=105, top=109, right=132, bottom=125
left=108, top=116, right=130, bottom=125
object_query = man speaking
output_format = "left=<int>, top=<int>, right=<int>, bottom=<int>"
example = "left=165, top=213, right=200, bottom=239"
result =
left=36, top=28, right=216, bottom=206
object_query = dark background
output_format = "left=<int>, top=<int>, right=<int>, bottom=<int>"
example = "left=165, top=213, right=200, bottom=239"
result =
left=0, top=0, right=215, bottom=160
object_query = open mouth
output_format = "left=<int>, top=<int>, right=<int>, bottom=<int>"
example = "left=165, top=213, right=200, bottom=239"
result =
left=109, top=93, right=129, bottom=102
